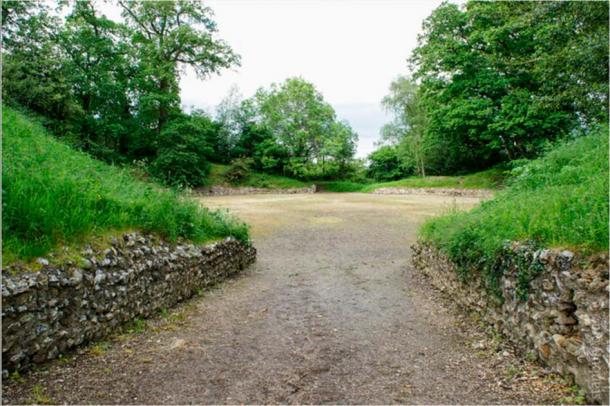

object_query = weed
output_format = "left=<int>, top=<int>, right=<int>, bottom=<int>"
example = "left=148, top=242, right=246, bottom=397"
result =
left=126, top=318, right=146, bottom=334
left=505, top=364, right=520, bottom=379
left=9, top=371, right=25, bottom=384
left=559, top=385, right=587, bottom=405
left=31, top=384, right=53, bottom=405
left=89, top=342, right=110, bottom=356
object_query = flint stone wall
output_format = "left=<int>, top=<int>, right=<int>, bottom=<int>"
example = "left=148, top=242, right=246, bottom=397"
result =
left=2, top=233, right=256, bottom=374
left=199, top=184, right=316, bottom=196
left=412, top=242, right=609, bottom=404
left=374, top=187, right=493, bottom=198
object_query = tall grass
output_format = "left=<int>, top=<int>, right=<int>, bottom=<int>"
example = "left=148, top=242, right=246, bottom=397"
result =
left=2, top=106, right=249, bottom=262
left=419, top=127, right=609, bottom=289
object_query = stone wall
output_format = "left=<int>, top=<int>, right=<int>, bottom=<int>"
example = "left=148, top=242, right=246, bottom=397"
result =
left=199, top=184, right=316, bottom=196
left=374, top=187, right=493, bottom=198
left=412, top=242, right=609, bottom=404
left=2, top=233, right=256, bottom=374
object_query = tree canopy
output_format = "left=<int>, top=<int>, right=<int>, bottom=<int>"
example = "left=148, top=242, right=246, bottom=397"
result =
left=376, top=0, right=609, bottom=175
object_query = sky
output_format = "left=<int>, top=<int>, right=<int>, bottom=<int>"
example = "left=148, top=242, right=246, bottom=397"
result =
left=102, top=0, right=452, bottom=158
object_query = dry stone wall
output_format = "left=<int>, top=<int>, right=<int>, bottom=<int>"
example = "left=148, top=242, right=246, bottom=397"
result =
left=199, top=185, right=316, bottom=196
left=412, top=242, right=609, bottom=404
left=2, top=233, right=256, bottom=374
left=374, top=187, right=493, bottom=198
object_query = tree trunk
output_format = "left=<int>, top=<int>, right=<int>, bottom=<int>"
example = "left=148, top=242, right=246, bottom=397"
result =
left=158, top=77, right=169, bottom=135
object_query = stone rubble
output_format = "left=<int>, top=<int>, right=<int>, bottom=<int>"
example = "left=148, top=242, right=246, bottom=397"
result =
left=374, top=187, right=493, bottom=198
left=412, top=241, right=609, bottom=404
left=2, top=233, right=256, bottom=374
left=198, top=185, right=317, bottom=196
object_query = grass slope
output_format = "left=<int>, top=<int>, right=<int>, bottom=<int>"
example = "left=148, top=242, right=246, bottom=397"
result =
left=208, top=163, right=308, bottom=189
left=318, top=168, right=506, bottom=193
left=419, top=127, right=608, bottom=288
left=2, top=106, right=248, bottom=263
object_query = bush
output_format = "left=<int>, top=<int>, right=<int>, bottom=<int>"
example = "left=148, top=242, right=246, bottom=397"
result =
left=149, top=117, right=213, bottom=187
left=2, top=106, right=249, bottom=263
left=367, top=145, right=412, bottom=181
left=224, top=158, right=253, bottom=185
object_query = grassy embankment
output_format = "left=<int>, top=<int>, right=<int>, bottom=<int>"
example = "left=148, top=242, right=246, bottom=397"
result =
left=208, top=163, right=309, bottom=189
left=2, top=106, right=249, bottom=264
left=419, top=128, right=608, bottom=290
left=318, top=168, right=506, bottom=193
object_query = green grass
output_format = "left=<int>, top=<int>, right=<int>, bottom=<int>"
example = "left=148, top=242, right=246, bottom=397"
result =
left=317, top=168, right=506, bottom=193
left=316, top=181, right=368, bottom=192
left=419, top=127, right=609, bottom=293
left=361, top=168, right=506, bottom=192
left=208, top=163, right=308, bottom=189
left=2, top=106, right=249, bottom=264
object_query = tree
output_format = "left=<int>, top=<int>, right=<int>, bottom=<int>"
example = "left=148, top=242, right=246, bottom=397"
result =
left=252, top=77, right=358, bottom=178
left=59, top=0, right=135, bottom=161
left=381, top=76, right=428, bottom=176
left=2, top=1, right=79, bottom=128
left=408, top=1, right=608, bottom=173
left=214, top=85, right=245, bottom=162
left=119, top=0, right=240, bottom=136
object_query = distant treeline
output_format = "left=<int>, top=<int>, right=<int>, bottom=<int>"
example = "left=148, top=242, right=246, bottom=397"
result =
left=369, top=1, right=609, bottom=181
left=2, top=1, right=359, bottom=187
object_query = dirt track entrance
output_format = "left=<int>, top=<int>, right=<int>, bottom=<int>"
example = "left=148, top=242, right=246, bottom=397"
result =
left=3, top=193, right=568, bottom=404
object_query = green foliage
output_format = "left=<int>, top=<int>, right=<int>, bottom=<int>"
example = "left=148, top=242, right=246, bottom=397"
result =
left=317, top=181, right=367, bottom=193
left=419, top=128, right=609, bottom=294
left=2, top=0, right=239, bottom=166
left=149, top=114, right=215, bottom=187
left=251, top=77, right=358, bottom=178
left=120, top=0, right=240, bottom=135
left=2, top=1, right=80, bottom=131
left=2, top=106, right=249, bottom=263
left=224, top=158, right=253, bottom=185
left=367, top=145, right=412, bottom=181
left=363, top=168, right=506, bottom=192
left=380, top=76, right=428, bottom=176
left=208, top=164, right=307, bottom=189
left=385, top=0, right=610, bottom=174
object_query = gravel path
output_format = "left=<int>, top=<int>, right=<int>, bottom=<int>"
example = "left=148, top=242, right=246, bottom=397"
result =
left=3, top=193, right=571, bottom=404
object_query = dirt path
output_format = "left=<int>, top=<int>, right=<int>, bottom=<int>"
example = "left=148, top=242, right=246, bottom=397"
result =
left=3, top=193, right=569, bottom=404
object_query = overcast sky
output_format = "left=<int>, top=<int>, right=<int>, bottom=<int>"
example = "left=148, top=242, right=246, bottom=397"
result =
left=102, top=0, right=453, bottom=158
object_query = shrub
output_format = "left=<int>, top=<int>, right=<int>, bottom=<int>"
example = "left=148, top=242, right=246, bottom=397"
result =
left=367, top=145, right=412, bottom=181
left=149, top=118, right=213, bottom=187
left=224, top=158, right=253, bottom=185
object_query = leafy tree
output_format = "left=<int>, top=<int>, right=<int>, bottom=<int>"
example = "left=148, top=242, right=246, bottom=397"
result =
left=381, top=76, right=428, bottom=176
left=2, top=1, right=79, bottom=129
left=408, top=1, right=608, bottom=173
left=119, top=0, right=240, bottom=135
left=59, top=0, right=135, bottom=161
left=252, top=77, right=358, bottom=178
left=367, top=145, right=411, bottom=181
left=214, top=85, right=244, bottom=162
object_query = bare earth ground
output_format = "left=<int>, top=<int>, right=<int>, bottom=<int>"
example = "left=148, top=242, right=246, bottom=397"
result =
left=3, top=193, right=573, bottom=405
